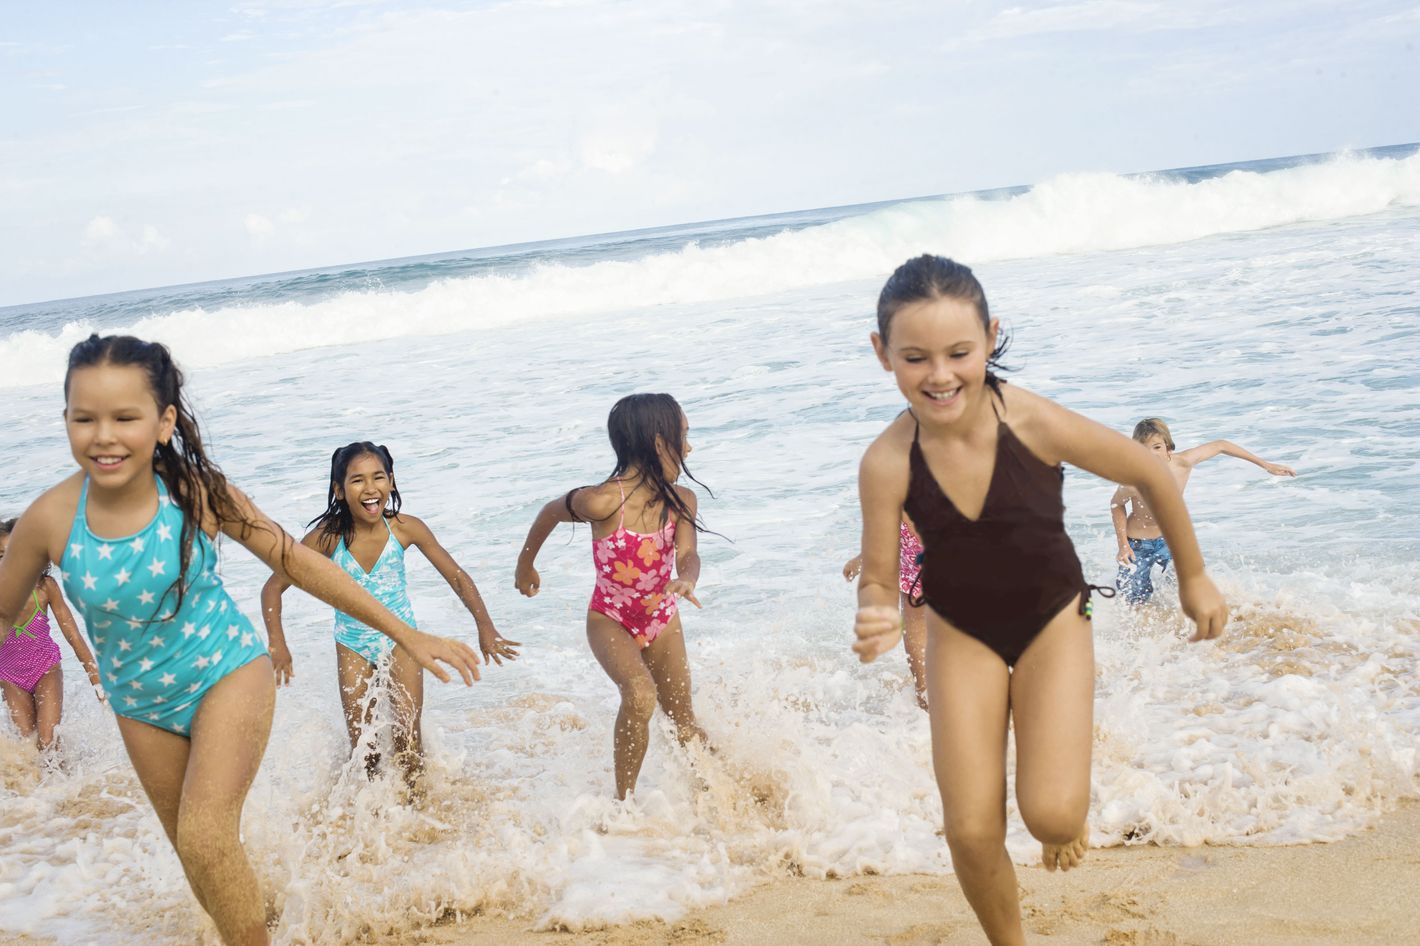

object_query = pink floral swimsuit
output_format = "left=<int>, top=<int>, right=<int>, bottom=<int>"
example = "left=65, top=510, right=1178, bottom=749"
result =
left=589, top=479, right=678, bottom=648
left=898, top=522, right=924, bottom=596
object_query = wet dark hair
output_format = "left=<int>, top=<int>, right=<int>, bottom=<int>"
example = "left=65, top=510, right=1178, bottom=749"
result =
left=566, top=393, right=712, bottom=533
left=0, top=517, right=50, bottom=580
left=65, top=334, right=258, bottom=617
left=876, top=255, right=1010, bottom=375
left=307, top=442, right=401, bottom=548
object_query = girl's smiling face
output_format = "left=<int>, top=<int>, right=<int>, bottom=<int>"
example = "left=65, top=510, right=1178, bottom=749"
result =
left=872, top=295, right=999, bottom=425
left=64, top=363, right=176, bottom=490
left=336, top=452, right=393, bottom=524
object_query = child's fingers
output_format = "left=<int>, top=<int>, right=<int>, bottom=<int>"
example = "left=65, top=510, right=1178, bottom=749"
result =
left=683, top=591, right=702, bottom=608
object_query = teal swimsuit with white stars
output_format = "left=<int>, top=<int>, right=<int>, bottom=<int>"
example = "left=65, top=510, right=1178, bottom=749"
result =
left=60, top=475, right=268, bottom=736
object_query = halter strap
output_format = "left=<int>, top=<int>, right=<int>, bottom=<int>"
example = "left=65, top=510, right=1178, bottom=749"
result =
left=615, top=477, right=627, bottom=527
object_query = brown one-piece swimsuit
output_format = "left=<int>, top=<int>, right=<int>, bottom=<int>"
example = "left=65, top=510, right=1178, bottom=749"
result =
left=903, top=380, right=1109, bottom=666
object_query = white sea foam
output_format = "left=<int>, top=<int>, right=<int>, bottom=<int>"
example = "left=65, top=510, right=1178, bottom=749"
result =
left=2, top=149, right=1417, bottom=391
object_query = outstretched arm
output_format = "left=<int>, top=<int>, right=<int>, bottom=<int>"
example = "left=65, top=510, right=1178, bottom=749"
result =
left=1024, top=392, right=1228, bottom=641
left=258, top=528, right=330, bottom=686
left=41, top=576, right=103, bottom=700
left=1177, top=440, right=1296, bottom=477
left=403, top=515, right=521, bottom=665
left=667, top=487, right=701, bottom=607
left=220, top=486, right=482, bottom=685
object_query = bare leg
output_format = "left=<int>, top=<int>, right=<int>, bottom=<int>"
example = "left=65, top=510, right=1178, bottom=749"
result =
left=33, top=665, right=64, bottom=753
left=118, top=656, right=275, bottom=946
left=641, top=615, right=706, bottom=746
left=335, top=642, right=381, bottom=777
left=901, top=593, right=928, bottom=710
left=1, top=680, right=39, bottom=744
left=925, top=612, right=1024, bottom=946
left=586, top=612, right=659, bottom=799
left=1011, top=597, right=1094, bottom=873
left=386, top=645, right=426, bottom=793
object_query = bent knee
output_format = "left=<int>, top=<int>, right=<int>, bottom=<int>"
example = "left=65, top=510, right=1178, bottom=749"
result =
left=1020, top=800, right=1088, bottom=845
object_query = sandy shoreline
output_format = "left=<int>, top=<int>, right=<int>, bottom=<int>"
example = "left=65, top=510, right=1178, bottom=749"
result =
left=5, top=800, right=1416, bottom=946
left=406, top=798, right=1420, bottom=946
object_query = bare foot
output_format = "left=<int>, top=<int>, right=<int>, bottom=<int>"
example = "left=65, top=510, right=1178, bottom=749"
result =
left=1041, top=823, right=1089, bottom=872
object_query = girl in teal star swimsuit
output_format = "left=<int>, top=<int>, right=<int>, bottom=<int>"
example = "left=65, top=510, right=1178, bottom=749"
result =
left=0, top=336, right=483, bottom=946
left=261, top=441, right=519, bottom=785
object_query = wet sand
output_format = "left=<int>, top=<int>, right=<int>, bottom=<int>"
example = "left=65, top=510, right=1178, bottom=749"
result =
left=4, top=801, right=1415, bottom=945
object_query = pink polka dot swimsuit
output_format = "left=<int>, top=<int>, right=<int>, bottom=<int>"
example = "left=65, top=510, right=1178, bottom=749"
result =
left=589, top=479, right=678, bottom=648
left=0, top=590, right=61, bottom=693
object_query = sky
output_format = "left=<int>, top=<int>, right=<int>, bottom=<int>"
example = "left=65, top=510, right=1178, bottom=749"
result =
left=1, top=0, right=1417, bottom=306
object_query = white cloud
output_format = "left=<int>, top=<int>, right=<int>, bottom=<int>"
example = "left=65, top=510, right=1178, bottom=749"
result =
left=82, top=216, right=170, bottom=255
left=83, top=215, right=120, bottom=243
left=244, top=213, right=275, bottom=238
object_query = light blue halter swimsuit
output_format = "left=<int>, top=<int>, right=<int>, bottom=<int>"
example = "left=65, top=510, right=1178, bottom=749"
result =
left=331, top=516, right=416, bottom=665
left=60, top=476, right=268, bottom=736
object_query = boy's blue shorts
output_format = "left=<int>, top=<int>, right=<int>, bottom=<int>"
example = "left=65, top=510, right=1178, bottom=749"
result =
left=1116, top=537, right=1172, bottom=605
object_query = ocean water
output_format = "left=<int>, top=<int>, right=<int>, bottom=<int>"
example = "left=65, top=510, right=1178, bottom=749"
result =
left=1, top=144, right=1418, bottom=945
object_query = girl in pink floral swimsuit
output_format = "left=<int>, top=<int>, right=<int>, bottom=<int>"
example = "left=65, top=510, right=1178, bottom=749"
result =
left=844, top=517, right=929, bottom=709
left=0, top=517, right=104, bottom=759
left=516, top=393, right=712, bottom=799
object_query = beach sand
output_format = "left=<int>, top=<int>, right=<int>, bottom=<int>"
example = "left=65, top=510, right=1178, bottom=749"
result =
left=405, top=798, right=1420, bottom=946
left=3, top=804, right=1415, bottom=946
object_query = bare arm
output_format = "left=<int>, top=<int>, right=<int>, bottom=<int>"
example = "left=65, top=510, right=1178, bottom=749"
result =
left=515, top=487, right=612, bottom=597
left=0, top=504, right=61, bottom=631
left=41, top=575, right=102, bottom=696
left=220, top=486, right=481, bottom=684
left=666, top=487, right=702, bottom=607
left=1019, top=390, right=1228, bottom=641
left=1177, top=440, right=1296, bottom=477
left=402, top=514, right=520, bottom=665
left=258, top=528, right=330, bottom=686
left=1109, top=486, right=1134, bottom=564
left=853, top=429, right=912, bottom=661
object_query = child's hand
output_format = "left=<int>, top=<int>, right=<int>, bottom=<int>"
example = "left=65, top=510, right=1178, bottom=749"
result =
left=852, top=605, right=902, bottom=663
left=667, top=579, right=701, bottom=607
left=1116, top=545, right=1136, bottom=566
left=515, top=562, right=541, bottom=597
left=1179, top=573, right=1228, bottom=642
left=406, top=631, right=483, bottom=684
left=842, top=555, right=863, bottom=581
left=269, top=639, right=294, bottom=687
left=1263, top=462, right=1296, bottom=477
left=479, top=625, right=522, bottom=666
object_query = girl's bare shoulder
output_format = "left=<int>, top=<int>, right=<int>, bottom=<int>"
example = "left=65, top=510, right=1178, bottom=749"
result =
left=26, top=473, right=85, bottom=530
left=571, top=480, right=622, bottom=522
left=862, top=413, right=915, bottom=483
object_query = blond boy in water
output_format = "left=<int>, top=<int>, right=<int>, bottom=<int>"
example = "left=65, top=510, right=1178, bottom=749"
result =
left=1111, top=418, right=1296, bottom=604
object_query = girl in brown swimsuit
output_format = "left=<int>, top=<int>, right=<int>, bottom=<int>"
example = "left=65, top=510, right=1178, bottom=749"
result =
left=851, top=255, right=1229, bottom=946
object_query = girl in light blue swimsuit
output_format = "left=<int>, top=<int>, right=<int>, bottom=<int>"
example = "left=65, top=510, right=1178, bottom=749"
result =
left=0, top=335, right=484, bottom=946
left=262, top=441, right=518, bottom=784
